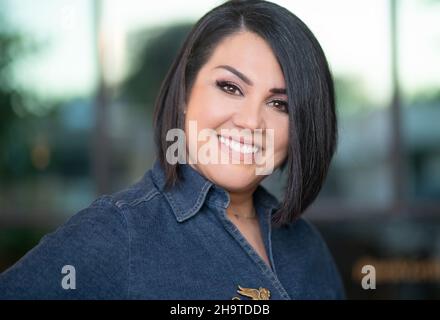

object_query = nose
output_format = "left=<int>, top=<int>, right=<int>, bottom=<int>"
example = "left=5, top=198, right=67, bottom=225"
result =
left=232, top=101, right=264, bottom=130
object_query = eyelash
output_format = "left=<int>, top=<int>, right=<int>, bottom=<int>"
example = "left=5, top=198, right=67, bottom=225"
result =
left=215, top=80, right=289, bottom=113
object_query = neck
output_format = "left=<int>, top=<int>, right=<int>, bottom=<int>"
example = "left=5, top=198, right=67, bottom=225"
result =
left=227, top=186, right=258, bottom=219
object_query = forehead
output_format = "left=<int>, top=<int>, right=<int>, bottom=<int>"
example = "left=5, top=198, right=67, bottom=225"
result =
left=203, top=31, right=286, bottom=88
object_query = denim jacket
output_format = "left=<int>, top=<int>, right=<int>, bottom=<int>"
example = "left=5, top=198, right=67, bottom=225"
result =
left=0, top=160, right=345, bottom=299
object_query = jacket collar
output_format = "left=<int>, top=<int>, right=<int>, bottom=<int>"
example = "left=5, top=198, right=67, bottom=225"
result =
left=151, top=160, right=280, bottom=223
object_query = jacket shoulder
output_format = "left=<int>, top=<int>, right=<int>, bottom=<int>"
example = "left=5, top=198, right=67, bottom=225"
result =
left=109, top=170, right=161, bottom=209
left=0, top=195, right=130, bottom=299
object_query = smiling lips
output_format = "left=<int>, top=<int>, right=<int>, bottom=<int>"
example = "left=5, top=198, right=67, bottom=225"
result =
left=218, top=135, right=260, bottom=155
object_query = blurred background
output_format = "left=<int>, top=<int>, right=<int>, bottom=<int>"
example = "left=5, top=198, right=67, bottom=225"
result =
left=0, top=0, right=439, bottom=299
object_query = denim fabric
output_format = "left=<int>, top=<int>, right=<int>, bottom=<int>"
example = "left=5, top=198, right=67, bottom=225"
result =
left=0, top=160, right=345, bottom=299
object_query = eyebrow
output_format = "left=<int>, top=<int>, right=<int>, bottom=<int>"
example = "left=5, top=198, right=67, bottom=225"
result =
left=214, top=65, right=286, bottom=94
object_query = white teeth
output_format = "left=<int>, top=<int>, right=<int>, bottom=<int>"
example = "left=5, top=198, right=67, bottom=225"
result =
left=218, top=135, right=259, bottom=154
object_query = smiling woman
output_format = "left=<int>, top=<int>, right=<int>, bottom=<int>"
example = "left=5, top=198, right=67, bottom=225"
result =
left=0, top=0, right=343, bottom=300
left=184, top=32, right=290, bottom=193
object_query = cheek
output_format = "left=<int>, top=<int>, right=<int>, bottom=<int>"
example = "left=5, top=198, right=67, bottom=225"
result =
left=186, top=84, right=231, bottom=129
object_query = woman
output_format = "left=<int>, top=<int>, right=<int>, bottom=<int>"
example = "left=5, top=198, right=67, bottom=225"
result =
left=0, top=0, right=344, bottom=299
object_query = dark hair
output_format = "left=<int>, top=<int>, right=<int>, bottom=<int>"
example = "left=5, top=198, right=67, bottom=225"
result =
left=153, top=0, right=337, bottom=228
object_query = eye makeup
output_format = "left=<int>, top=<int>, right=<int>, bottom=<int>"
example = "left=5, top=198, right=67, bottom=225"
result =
left=215, top=79, right=288, bottom=113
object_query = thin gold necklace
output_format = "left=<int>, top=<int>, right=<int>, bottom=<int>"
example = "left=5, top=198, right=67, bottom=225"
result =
left=230, top=206, right=257, bottom=219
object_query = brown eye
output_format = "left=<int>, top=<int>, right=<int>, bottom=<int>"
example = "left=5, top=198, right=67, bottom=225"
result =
left=216, top=80, right=243, bottom=96
left=268, top=100, right=289, bottom=113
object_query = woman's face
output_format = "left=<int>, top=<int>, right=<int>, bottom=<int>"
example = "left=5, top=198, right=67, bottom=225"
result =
left=184, top=31, right=289, bottom=192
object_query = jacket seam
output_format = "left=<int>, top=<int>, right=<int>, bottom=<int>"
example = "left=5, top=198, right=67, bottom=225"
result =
left=115, top=189, right=160, bottom=209
left=102, top=197, right=132, bottom=299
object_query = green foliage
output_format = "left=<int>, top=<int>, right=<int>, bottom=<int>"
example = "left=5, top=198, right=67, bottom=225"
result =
left=0, top=15, right=45, bottom=180
left=121, top=23, right=194, bottom=113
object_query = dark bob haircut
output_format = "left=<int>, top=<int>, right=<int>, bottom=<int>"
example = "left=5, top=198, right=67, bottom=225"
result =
left=153, top=0, right=337, bottom=228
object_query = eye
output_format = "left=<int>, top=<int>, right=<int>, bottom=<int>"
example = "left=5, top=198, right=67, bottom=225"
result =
left=268, top=100, right=289, bottom=113
left=216, top=80, right=243, bottom=96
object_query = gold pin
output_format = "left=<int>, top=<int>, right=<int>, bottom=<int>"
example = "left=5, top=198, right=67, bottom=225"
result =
left=232, top=285, right=271, bottom=300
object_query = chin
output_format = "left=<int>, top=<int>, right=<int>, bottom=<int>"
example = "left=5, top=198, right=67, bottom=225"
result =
left=201, top=163, right=263, bottom=192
